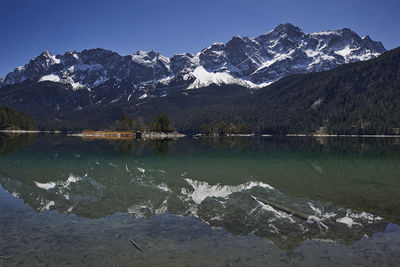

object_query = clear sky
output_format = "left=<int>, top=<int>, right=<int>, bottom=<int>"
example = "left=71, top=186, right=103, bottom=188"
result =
left=1, top=0, right=399, bottom=78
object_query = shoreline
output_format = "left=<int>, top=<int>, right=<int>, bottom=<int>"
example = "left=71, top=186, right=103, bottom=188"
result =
left=141, top=132, right=186, bottom=139
left=1, top=129, right=400, bottom=138
left=197, top=134, right=256, bottom=137
left=285, top=134, right=400, bottom=138
left=69, top=131, right=186, bottom=140
left=0, top=130, right=60, bottom=134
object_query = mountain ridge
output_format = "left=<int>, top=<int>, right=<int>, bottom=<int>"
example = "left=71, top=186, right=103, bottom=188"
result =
left=0, top=23, right=385, bottom=101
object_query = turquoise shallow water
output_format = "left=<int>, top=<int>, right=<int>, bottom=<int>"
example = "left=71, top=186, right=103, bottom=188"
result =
left=0, top=134, right=400, bottom=266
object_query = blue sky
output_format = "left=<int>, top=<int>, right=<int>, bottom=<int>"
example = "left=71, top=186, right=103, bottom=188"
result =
left=1, top=0, right=399, bottom=77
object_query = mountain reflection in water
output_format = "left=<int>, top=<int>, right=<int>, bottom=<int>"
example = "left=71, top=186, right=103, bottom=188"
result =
left=0, top=134, right=399, bottom=250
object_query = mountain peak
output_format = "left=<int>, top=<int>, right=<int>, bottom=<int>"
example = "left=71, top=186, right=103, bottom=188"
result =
left=35, top=50, right=58, bottom=62
left=341, top=27, right=353, bottom=32
left=273, top=23, right=303, bottom=34
left=39, top=50, right=53, bottom=57
left=30, top=50, right=60, bottom=68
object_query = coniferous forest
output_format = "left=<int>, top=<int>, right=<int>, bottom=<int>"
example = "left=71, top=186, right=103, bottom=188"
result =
left=0, top=106, right=37, bottom=130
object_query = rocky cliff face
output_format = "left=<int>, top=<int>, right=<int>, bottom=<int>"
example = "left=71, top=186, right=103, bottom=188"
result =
left=0, top=23, right=385, bottom=103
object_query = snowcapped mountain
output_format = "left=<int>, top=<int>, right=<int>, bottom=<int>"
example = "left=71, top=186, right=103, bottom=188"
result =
left=0, top=23, right=385, bottom=101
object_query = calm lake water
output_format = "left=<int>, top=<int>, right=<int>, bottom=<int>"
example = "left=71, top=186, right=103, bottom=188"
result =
left=0, top=134, right=400, bottom=266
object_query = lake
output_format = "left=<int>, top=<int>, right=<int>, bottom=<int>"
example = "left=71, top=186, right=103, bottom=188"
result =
left=0, top=134, right=400, bottom=266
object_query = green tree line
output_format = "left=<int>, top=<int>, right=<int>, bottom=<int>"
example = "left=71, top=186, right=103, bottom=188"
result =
left=0, top=106, right=37, bottom=130
left=113, top=112, right=175, bottom=133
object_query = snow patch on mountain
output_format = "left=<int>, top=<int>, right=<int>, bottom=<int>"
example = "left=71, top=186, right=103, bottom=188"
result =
left=68, top=80, right=87, bottom=91
left=39, top=74, right=61, bottom=82
left=138, top=93, right=148, bottom=99
left=39, top=74, right=87, bottom=91
left=187, top=66, right=270, bottom=89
